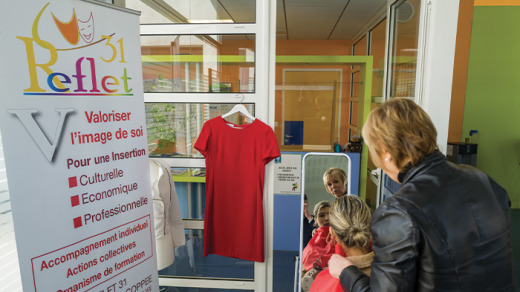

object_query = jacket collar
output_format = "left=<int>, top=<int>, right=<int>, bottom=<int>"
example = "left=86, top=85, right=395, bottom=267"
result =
left=398, top=150, right=446, bottom=184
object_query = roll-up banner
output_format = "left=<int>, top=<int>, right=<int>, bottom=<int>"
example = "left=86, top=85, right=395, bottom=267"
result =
left=0, top=0, right=159, bottom=291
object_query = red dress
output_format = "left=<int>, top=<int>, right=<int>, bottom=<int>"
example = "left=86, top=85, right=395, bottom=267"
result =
left=194, top=117, right=280, bottom=262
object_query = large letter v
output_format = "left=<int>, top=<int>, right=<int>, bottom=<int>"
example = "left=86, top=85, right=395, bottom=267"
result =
left=7, top=108, right=75, bottom=162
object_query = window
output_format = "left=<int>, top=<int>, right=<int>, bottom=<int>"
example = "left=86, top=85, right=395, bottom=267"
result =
left=276, top=69, right=343, bottom=151
left=348, top=36, right=368, bottom=140
left=141, top=35, right=255, bottom=93
left=389, top=0, right=420, bottom=98
left=145, top=103, right=255, bottom=158
left=370, top=19, right=387, bottom=100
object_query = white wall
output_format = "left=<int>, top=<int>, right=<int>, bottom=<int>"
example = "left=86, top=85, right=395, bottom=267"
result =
left=415, top=0, right=460, bottom=153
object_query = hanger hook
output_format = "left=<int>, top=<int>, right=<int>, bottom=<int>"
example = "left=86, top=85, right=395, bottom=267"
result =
left=235, top=93, right=245, bottom=104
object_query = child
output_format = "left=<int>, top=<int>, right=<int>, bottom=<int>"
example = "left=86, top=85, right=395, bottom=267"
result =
left=301, top=201, right=335, bottom=291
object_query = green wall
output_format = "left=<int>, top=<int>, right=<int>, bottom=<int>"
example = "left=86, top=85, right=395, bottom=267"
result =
left=464, top=6, right=520, bottom=208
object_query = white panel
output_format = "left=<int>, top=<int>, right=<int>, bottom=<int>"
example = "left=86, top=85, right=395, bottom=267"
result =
left=255, top=0, right=270, bottom=290
left=267, top=0, right=278, bottom=290
left=415, top=0, right=460, bottom=154
left=182, top=219, right=204, bottom=229
left=144, top=93, right=257, bottom=104
left=162, top=158, right=205, bottom=168
left=140, top=23, right=257, bottom=35
left=0, top=134, right=22, bottom=291
left=159, top=277, right=255, bottom=290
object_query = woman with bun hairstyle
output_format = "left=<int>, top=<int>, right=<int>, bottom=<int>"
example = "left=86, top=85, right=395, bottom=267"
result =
left=309, top=195, right=374, bottom=292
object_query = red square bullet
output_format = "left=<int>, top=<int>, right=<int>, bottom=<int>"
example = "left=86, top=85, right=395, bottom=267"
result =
left=70, top=195, right=80, bottom=207
left=73, top=217, right=82, bottom=228
left=68, top=177, right=77, bottom=188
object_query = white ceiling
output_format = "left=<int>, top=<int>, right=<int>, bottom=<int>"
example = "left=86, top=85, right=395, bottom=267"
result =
left=131, top=0, right=387, bottom=40
left=276, top=0, right=387, bottom=40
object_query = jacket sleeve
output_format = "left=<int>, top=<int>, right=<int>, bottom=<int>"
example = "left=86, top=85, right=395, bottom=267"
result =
left=340, top=202, right=419, bottom=292
left=339, top=266, right=370, bottom=292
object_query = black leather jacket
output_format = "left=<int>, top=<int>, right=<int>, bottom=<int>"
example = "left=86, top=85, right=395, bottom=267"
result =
left=340, top=151, right=514, bottom=291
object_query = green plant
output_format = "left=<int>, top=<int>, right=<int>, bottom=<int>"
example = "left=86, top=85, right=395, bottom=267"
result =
left=147, top=104, right=177, bottom=154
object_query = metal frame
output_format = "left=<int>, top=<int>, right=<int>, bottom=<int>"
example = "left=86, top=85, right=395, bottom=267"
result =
left=143, top=0, right=272, bottom=290
left=298, top=152, right=352, bottom=291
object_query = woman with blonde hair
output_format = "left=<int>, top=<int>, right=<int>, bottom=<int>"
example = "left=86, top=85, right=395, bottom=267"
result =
left=323, top=167, right=348, bottom=198
left=309, top=195, right=374, bottom=292
left=329, top=98, right=514, bottom=291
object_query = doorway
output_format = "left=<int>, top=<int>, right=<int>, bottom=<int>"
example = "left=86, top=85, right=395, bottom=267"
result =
left=280, top=69, right=342, bottom=151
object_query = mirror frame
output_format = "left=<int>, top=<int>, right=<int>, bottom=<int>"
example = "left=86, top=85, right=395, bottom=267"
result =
left=298, top=152, right=352, bottom=291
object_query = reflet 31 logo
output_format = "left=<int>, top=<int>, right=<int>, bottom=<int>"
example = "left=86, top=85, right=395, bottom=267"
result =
left=16, top=2, right=133, bottom=96
left=7, top=2, right=138, bottom=163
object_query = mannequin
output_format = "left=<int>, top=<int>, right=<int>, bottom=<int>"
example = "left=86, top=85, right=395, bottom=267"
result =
left=149, top=158, right=185, bottom=270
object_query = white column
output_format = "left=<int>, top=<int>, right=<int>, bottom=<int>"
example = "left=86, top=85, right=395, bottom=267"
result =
left=415, top=0, right=460, bottom=153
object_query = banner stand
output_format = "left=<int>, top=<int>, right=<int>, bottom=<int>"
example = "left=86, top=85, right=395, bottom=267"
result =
left=0, top=1, right=159, bottom=291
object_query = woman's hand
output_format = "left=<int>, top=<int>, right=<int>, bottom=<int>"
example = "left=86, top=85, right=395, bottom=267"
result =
left=328, top=254, right=353, bottom=279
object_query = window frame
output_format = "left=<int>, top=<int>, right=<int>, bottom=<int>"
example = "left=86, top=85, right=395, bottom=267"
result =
left=139, top=1, right=273, bottom=290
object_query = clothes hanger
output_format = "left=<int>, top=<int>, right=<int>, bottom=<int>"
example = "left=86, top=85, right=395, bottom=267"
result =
left=221, top=94, right=255, bottom=121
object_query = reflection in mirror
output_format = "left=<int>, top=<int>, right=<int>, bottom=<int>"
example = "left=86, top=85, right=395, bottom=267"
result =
left=299, top=153, right=351, bottom=292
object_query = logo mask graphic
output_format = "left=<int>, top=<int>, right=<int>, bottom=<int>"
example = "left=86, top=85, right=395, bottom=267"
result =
left=51, top=10, right=79, bottom=45
left=78, top=12, right=94, bottom=43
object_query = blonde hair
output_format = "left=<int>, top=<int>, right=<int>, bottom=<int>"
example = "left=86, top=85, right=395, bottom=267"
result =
left=313, top=200, right=331, bottom=227
left=323, top=167, right=348, bottom=192
left=362, top=98, right=437, bottom=171
left=329, top=195, right=371, bottom=252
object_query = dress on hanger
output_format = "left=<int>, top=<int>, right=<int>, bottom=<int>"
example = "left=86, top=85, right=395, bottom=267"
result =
left=194, top=116, right=280, bottom=262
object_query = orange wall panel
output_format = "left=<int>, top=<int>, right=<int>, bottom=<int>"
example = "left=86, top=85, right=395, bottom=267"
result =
left=448, top=0, right=474, bottom=142
left=475, top=0, right=520, bottom=5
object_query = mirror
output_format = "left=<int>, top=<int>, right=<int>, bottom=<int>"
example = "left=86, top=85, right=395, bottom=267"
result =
left=299, top=152, right=351, bottom=292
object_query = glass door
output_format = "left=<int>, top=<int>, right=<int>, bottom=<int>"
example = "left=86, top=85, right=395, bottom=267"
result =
left=387, top=0, right=420, bottom=101
left=120, top=0, right=271, bottom=290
